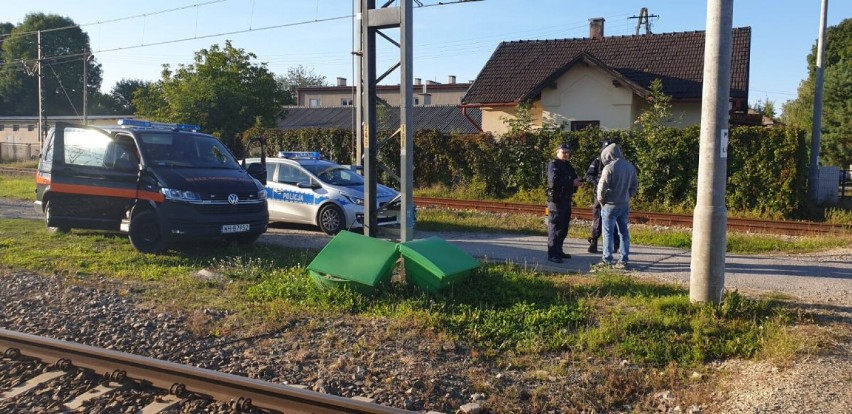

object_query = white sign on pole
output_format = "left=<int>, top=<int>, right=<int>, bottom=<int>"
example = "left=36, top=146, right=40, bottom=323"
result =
left=720, top=129, right=729, bottom=158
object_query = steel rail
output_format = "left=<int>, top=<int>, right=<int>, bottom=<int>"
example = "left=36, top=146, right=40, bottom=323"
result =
left=0, top=329, right=411, bottom=414
left=413, top=197, right=850, bottom=236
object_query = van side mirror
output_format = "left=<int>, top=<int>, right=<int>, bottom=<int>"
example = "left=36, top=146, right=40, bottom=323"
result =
left=246, top=162, right=267, bottom=185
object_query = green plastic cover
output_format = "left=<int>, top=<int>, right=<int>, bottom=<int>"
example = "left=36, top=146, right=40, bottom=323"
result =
left=307, top=230, right=400, bottom=291
left=398, top=237, right=480, bottom=292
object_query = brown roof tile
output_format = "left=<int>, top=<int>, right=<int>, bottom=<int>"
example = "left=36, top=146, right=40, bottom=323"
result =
left=462, top=27, right=751, bottom=105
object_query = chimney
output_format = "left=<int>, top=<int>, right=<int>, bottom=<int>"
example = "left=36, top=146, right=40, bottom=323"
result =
left=415, top=78, right=421, bottom=85
left=448, top=75, right=456, bottom=84
left=589, top=17, right=605, bottom=40
left=336, top=77, right=347, bottom=87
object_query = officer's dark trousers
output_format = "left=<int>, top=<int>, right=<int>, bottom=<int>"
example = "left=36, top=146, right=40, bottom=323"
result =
left=547, top=200, right=571, bottom=258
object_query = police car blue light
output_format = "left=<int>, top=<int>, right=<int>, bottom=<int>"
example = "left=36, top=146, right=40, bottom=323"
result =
left=117, top=119, right=201, bottom=132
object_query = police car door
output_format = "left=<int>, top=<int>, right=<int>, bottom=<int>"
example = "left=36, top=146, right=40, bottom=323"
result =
left=266, top=163, right=315, bottom=224
left=47, top=122, right=140, bottom=230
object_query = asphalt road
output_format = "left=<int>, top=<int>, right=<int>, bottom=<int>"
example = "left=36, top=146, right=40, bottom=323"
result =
left=5, top=198, right=850, bottom=306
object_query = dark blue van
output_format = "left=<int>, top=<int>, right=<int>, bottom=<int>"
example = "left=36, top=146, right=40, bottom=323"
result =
left=34, top=119, right=268, bottom=253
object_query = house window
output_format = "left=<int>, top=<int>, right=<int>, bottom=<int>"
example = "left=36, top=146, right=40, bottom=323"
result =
left=571, top=121, right=600, bottom=131
left=414, top=98, right=419, bottom=106
left=309, top=98, right=321, bottom=107
left=0, top=125, right=4, bottom=131
left=12, top=125, right=19, bottom=131
left=340, top=98, right=353, bottom=106
left=27, top=124, right=35, bottom=131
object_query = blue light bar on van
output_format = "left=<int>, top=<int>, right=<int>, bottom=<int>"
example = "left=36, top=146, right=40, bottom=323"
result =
left=279, top=151, right=322, bottom=159
left=117, top=119, right=201, bottom=132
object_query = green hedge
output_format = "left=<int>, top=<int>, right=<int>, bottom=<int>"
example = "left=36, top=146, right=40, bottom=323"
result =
left=239, top=125, right=810, bottom=219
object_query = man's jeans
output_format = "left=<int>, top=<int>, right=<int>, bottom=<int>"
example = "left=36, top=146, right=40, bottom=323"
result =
left=601, top=204, right=630, bottom=264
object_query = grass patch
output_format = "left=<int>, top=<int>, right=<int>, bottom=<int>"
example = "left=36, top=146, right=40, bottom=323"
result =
left=0, top=175, right=35, bottom=200
left=0, top=218, right=809, bottom=367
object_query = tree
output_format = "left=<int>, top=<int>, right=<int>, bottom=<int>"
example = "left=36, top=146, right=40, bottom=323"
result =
left=781, top=18, right=852, bottom=168
left=753, top=98, right=777, bottom=120
left=634, top=78, right=673, bottom=134
left=134, top=40, right=288, bottom=148
left=109, top=78, right=150, bottom=114
left=0, top=13, right=102, bottom=117
left=277, top=65, right=328, bottom=105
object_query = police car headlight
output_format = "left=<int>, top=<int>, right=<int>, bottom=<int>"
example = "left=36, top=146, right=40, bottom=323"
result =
left=343, top=195, right=364, bottom=205
left=161, top=188, right=201, bottom=202
left=258, top=189, right=267, bottom=201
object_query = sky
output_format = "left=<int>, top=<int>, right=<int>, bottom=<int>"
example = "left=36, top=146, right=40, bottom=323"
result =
left=3, top=0, right=850, bottom=111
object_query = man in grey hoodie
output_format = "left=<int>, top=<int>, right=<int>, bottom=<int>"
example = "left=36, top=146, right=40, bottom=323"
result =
left=595, top=143, right=638, bottom=268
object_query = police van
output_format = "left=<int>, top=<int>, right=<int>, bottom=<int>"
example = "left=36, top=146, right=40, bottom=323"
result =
left=34, top=119, right=269, bottom=253
left=247, top=151, right=402, bottom=235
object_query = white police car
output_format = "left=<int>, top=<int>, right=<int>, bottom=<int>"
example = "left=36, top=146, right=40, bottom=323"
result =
left=248, top=152, right=401, bottom=234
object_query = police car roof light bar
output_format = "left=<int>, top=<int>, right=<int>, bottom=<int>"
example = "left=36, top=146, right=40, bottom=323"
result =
left=279, top=151, right=322, bottom=159
left=117, top=119, right=201, bottom=132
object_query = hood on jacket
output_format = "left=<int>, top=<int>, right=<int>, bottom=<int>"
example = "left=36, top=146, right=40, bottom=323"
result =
left=600, top=143, right=622, bottom=166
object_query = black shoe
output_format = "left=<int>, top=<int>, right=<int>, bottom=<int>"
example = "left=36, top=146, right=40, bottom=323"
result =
left=560, top=252, right=571, bottom=259
left=587, top=243, right=598, bottom=254
left=547, top=256, right=563, bottom=264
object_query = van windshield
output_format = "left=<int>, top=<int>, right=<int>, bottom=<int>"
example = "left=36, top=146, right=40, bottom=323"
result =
left=139, top=133, right=240, bottom=169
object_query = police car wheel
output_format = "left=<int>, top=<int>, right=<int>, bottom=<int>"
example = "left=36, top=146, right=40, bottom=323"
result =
left=318, top=204, right=344, bottom=235
left=129, top=210, right=170, bottom=253
left=44, top=200, right=70, bottom=234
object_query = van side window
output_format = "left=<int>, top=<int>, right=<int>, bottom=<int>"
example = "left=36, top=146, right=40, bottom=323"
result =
left=41, top=136, right=54, bottom=172
left=64, top=128, right=112, bottom=167
left=104, top=137, right=140, bottom=171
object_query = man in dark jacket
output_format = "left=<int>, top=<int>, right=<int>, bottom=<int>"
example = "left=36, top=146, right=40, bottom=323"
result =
left=595, top=143, right=638, bottom=269
left=546, top=143, right=582, bottom=263
left=584, top=139, right=619, bottom=254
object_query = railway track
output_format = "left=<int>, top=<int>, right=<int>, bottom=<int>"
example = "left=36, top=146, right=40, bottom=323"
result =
left=2, top=166, right=846, bottom=236
left=0, top=329, right=410, bottom=414
left=413, top=197, right=851, bottom=236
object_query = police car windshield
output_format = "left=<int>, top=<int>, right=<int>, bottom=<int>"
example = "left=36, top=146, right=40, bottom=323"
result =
left=303, top=162, right=364, bottom=186
left=139, top=133, right=240, bottom=169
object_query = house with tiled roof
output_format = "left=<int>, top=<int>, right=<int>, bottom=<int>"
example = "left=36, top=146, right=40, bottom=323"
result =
left=461, top=19, right=751, bottom=135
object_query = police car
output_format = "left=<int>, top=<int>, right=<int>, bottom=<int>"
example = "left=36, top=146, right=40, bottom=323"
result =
left=248, top=151, right=401, bottom=234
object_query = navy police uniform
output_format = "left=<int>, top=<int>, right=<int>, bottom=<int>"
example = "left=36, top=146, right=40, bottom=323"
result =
left=546, top=144, right=579, bottom=262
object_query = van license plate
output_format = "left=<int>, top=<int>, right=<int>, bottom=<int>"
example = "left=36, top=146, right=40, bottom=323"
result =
left=221, top=224, right=250, bottom=234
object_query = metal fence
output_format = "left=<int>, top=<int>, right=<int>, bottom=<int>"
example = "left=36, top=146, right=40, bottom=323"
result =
left=0, top=142, right=39, bottom=162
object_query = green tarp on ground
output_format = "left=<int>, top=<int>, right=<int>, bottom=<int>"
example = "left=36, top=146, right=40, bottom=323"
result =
left=398, top=236, right=480, bottom=293
left=307, top=232, right=480, bottom=294
left=307, top=230, right=399, bottom=293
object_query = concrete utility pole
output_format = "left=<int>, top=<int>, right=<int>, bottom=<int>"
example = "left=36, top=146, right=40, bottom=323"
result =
left=808, top=0, right=829, bottom=202
left=690, top=0, right=733, bottom=304
left=356, top=0, right=414, bottom=240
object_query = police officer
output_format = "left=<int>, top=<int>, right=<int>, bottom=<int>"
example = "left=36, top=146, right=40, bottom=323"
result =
left=584, top=139, right=619, bottom=254
left=546, top=143, right=582, bottom=263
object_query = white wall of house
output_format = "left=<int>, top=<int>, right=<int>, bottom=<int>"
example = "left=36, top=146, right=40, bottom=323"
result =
left=481, top=65, right=705, bottom=135
left=543, top=65, right=635, bottom=130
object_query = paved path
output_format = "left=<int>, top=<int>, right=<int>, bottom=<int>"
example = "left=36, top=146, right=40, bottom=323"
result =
left=419, top=230, right=852, bottom=306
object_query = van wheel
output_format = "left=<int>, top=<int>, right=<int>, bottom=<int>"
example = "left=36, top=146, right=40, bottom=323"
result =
left=318, top=204, right=344, bottom=235
left=44, top=200, right=70, bottom=234
left=129, top=210, right=170, bottom=253
left=224, top=233, right=261, bottom=245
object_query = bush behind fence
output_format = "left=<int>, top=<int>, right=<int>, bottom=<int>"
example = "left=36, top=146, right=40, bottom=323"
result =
left=241, top=125, right=809, bottom=219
